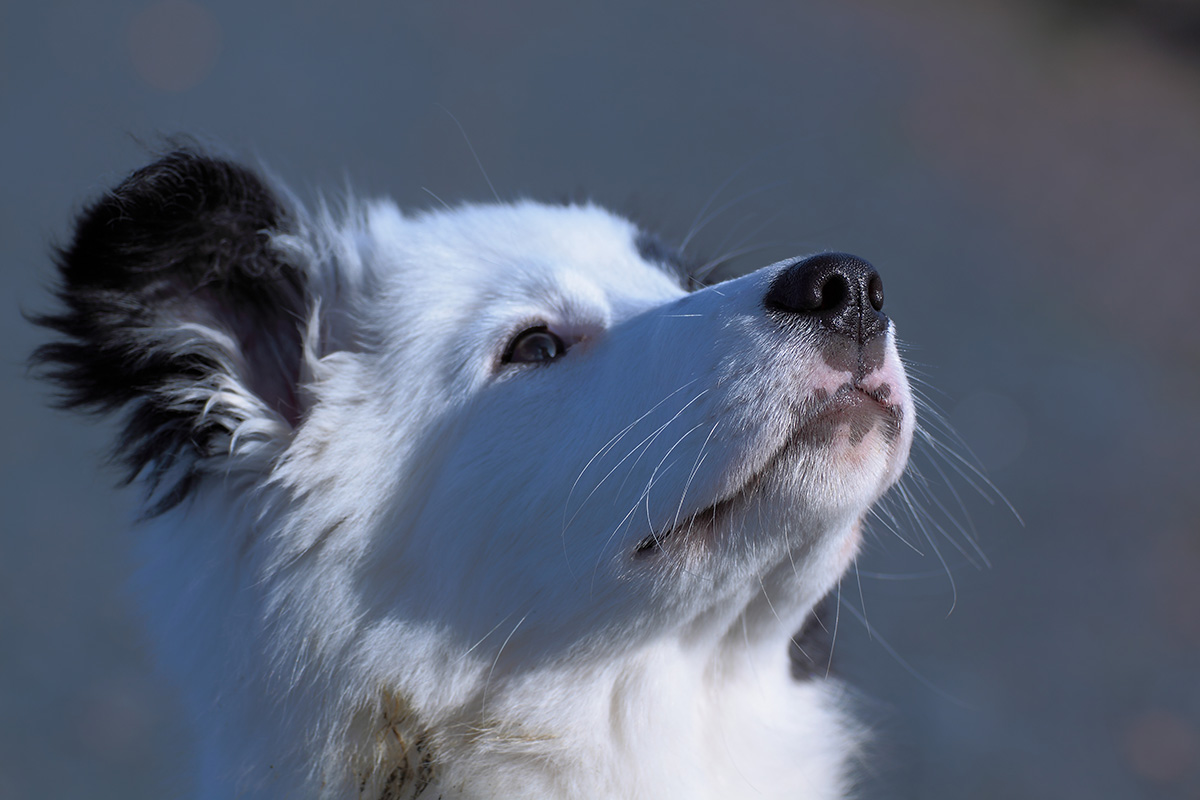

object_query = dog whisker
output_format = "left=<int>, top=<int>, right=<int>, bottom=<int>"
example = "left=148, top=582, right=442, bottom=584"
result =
left=613, top=390, right=711, bottom=499
left=670, top=422, right=721, bottom=533
left=459, top=612, right=517, bottom=663
left=642, top=419, right=712, bottom=524
left=437, top=103, right=502, bottom=203
left=841, top=599, right=973, bottom=710
left=481, top=612, right=530, bottom=720
left=895, top=480, right=960, bottom=613
left=420, top=186, right=454, bottom=212
left=867, top=499, right=926, bottom=556
left=562, top=379, right=701, bottom=534
left=680, top=159, right=764, bottom=254
left=825, top=580, right=842, bottom=680
left=681, top=179, right=786, bottom=256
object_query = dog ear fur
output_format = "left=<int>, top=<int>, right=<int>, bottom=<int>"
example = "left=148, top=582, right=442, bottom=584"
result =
left=32, top=149, right=308, bottom=513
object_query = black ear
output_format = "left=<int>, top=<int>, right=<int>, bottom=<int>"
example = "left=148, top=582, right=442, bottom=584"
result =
left=33, top=149, right=308, bottom=512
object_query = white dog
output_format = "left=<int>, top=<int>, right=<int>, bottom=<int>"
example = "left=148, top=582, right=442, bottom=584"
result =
left=35, top=150, right=914, bottom=799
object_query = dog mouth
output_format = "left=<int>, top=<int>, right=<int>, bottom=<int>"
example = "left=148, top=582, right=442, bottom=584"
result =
left=633, top=490, right=745, bottom=556
left=633, top=383, right=900, bottom=557
left=798, top=383, right=902, bottom=447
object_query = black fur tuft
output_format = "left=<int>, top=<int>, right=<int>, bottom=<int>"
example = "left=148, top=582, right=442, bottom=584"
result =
left=634, top=230, right=703, bottom=291
left=31, top=149, right=308, bottom=513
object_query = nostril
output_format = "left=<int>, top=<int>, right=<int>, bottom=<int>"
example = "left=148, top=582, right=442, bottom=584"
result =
left=868, top=274, right=884, bottom=312
left=817, top=274, right=849, bottom=313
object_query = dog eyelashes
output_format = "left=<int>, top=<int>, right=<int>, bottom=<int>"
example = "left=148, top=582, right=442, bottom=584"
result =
left=502, top=326, right=566, bottom=364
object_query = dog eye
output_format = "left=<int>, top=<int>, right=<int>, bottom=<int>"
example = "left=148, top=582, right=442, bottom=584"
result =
left=503, top=327, right=566, bottom=364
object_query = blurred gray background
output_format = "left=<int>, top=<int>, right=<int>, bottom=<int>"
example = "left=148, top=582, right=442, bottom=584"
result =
left=4, top=1, right=1199, bottom=797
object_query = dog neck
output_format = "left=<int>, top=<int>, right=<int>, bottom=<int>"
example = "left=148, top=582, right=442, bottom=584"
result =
left=351, top=635, right=853, bottom=800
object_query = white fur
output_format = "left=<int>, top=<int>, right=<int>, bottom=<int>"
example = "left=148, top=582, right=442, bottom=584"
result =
left=128, top=198, right=913, bottom=798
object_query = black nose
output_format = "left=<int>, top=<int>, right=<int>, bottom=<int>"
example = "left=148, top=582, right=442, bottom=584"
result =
left=764, top=252, right=888, bottom=344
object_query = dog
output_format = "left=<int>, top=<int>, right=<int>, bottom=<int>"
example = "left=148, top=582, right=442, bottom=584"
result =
left=34, top=149, right=914, bottom=799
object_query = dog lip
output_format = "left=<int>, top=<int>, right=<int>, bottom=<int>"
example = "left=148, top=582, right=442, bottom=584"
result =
left=634, top=419, right=797, bottom=557
left=635, top=444, right=788, bottom=555
left=796, top=381, right=904, bottom=445
left=634, top=490, right=746, bottom=556
left=802, top=383, right=893, bottom=425
left=796, top=380, right=905, bottom=459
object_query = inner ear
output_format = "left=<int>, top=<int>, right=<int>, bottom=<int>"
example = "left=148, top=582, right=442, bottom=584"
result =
left=166, top=260, right=308, bottom=427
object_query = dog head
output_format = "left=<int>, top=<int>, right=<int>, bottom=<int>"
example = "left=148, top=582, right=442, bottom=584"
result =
left=35, top=150, right=913, bottom=793
left=311, top=199, right=914, bottom=650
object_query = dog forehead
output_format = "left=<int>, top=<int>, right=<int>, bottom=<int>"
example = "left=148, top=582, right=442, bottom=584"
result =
left=365, top=199, right=683, bottom=304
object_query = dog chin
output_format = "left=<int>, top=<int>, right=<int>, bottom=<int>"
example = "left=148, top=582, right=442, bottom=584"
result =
left=715, top=404, right=906, bottom=545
